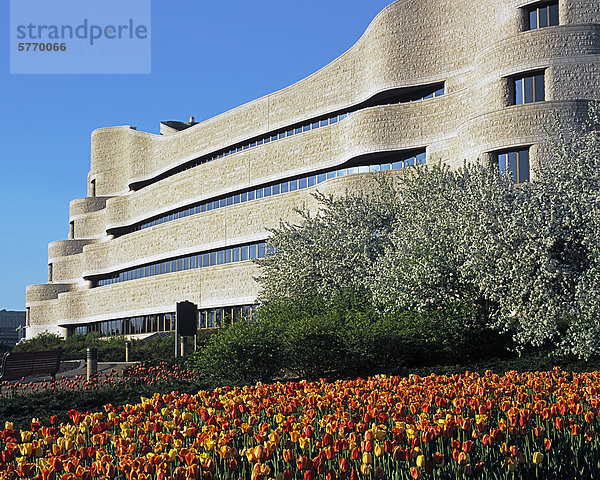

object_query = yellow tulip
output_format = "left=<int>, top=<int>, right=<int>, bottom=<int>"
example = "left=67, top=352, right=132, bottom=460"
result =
left=533, top=452, right=544, bottom=465
left=416, top=455, right=426, bottom=468
left=19, top=443, right=33, bottom=456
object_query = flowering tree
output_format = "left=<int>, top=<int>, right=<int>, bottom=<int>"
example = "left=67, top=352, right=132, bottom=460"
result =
left=374, top=103, right=600, bottom=357
left=258, top=103, right=600, bottom=357
left=256, top=181, right=397, bottom=304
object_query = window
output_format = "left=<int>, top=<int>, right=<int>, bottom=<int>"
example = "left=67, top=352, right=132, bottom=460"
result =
left=497, top=148, right=530, bottom=183
left=527, top=2, right=559, bottom=30
left=514, top=72, right=545, bottom=104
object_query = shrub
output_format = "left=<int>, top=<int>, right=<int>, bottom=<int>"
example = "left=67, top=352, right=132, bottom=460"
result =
left=184, top=320, right=283, bottom=387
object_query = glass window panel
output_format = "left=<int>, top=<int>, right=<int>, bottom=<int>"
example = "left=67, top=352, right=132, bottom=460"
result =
left=232, top=247, right=240, bottom=263
left=200, top=311, right=207, bottom=329
left=224, top=249, right=232, bottom=263
left=240, top=246, right=249, bottom=261
left=234, top=194, right=241, bottom=204
left=280, top=182, right=289, bottom=193
left=424, top=92, right=434, bottom=99
left=405, top=156, right=416, bottom=167
left=209, top=252, right=217, bottom=266
left=289, top=180, right=298, bottom=191
left=539, top=6, right=548, bottom=28
left=248, top=190, right=255, bottom=201
left=271, top=135, right=278, bottom=142
left=348, top=166, right=359, bottom=175
left=272, top=183, right=280, bottom=195
left=241, top=192, right=248, bottom=202
left=312, top=122, right=319, bottom=129
left=518, top=149, right=530, bottom=183
left=417, top=152, right=427, bottom=165
left=203, top=203, right=209, bottom=212
left=203, top=253, right=210, bottom=267
left=298, top=177, right=307, bottom=189
left=339, top=113, right=347, bottom=121
left=256, top=188, right=263, bottom=199
left=220, top=198, right=227, bottom=208
left=227, top=196, right=234, bottom=206
left=529, top=9, right=538, bottom=29
left=264, top=186, right=272, bottom=197
left=380, top=163, right=391, bottom=171
left=243, top=144, right=249, bottom=150
left=327, top=171, right=336, bottom=180
left=249, top=245, right=257, bottom=259
left=435, top=87, right=445, bottom=97
left=508, top=152, right=519, bottom=180
left=369, top=165, right=380, bottom=172
left=303, top=125, right=311, bottom=132
left=295, top=127, right=302, bottom=134
left=317, top=173, right=327, bottom=183
left=279, top=132, right=286, bottom=139
left=534, top=73, right=545, bottom=102
left=257, top=139, right=263, bottom=146
left=308, top=175, right=317, bottom=187
left=287, top=129, right=294, bottom=137
left=217, top=251, right=224, bottom=265
left=177, top=258, right=183, bottom=271
left=165, top=262, right=171, bottom=274
left=330, top=116, right=338, bottom=124
left=190, top=256, right=196, bottom=269
left=263, top=137, right=270, bottom=144
left=524, top=76, right=534, bottom=103
left=515, top=78, right=524, bottom=105
left=320, top=119, right=329, bottom=127
left=358, top=165, right=370, bottom=173
left=250, top=142, right=257, bottom=148
left=207, top=310, right=215, bottom=329
left=549, top=4, right=559, bottom=25
left=258, top=243, right=266, bottom=258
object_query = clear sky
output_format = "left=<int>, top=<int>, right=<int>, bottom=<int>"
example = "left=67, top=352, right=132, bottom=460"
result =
left=0, top=0, right=393, bottom=311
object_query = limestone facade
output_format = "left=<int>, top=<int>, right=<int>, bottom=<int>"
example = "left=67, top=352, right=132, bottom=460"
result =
left=26, top=0, right=600, bottom=338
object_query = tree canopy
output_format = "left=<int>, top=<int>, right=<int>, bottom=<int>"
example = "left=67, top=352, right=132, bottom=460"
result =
left=257, top=103, right=600, bottom=358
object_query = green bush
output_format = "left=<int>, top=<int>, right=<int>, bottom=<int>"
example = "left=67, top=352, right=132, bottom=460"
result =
left=185, top=289, right=512, bottom=384
left=184, top=320, right=283, bottom=387
left=13, top=331, right=207, bottom=362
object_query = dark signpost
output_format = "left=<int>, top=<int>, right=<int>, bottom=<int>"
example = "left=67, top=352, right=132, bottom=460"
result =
left=175, top=301, right=197, bottom=357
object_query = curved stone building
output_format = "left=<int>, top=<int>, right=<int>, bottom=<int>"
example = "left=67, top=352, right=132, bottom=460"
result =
left=26, top=0, right=600, bottom=338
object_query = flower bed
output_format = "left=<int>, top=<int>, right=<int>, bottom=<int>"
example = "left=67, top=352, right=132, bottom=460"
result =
left=1, top=368, right=599, bottom=479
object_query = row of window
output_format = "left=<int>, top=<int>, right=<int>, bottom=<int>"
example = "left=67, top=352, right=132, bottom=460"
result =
left=527, top=2, right=559, bottom=30
left=94, top=241, right=270, bottom=287
left=69, top=305, right=257, bottom=337
left=130, top=84, right=444, bottom=191
left=129, top=151, right=427, bottom=234
left=190, top=88, right=442, bottom=167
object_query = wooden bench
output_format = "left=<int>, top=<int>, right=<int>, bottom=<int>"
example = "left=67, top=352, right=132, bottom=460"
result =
left=0, top=350, right=63, bottom=381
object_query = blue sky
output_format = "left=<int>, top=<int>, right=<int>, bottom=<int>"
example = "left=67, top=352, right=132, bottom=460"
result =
left=0, top=0, right=393, bottom=310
